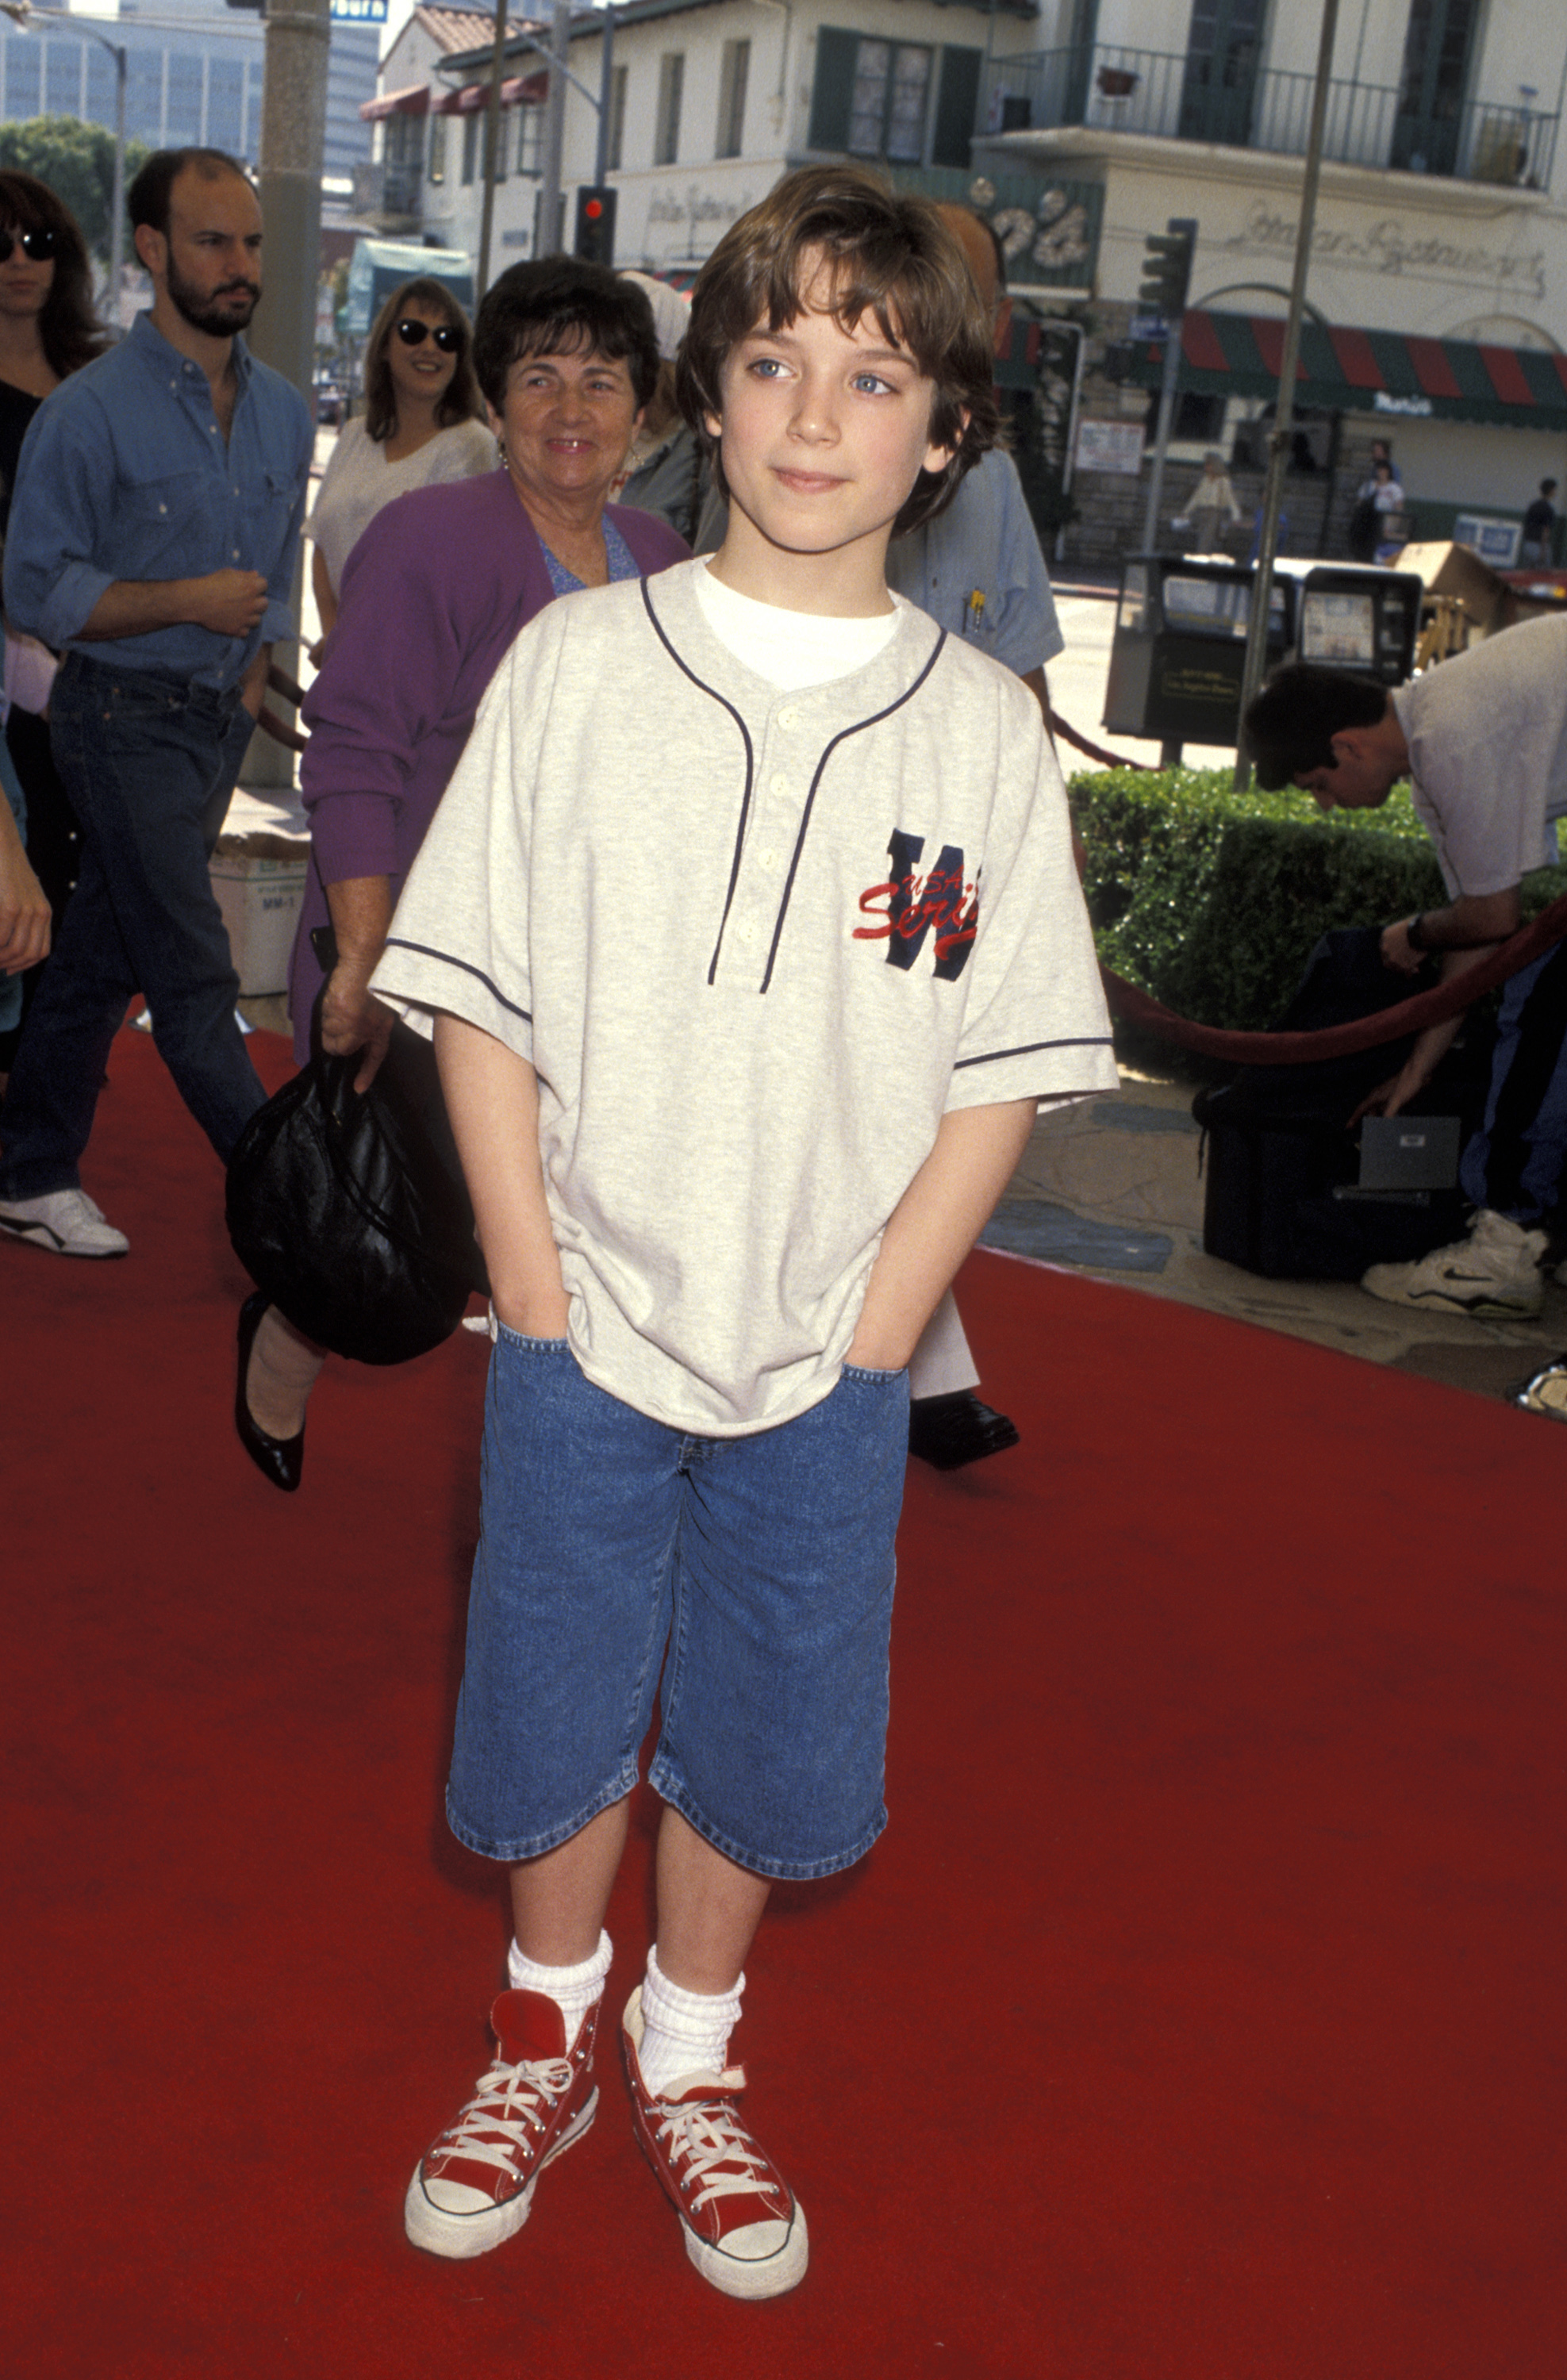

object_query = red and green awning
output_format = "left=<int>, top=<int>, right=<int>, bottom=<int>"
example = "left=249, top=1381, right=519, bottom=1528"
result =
left=1128, top=309, right=1567, bottom=432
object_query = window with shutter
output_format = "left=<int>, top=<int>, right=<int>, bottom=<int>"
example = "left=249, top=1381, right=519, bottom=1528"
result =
left=811, top=28, right=933, bottom=162
left=808, top=26, right=859, bottom=151
left=931, top=46, right=982, bottom=169
left=655, top=52, right=684, bottom=165
left=717, top=38, right=749, bottom=159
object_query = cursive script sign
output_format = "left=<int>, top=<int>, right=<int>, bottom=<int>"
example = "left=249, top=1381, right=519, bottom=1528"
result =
left=1221, top=202, right=1547, bottom=301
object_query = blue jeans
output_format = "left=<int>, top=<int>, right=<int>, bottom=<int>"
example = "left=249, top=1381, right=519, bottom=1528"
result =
left=1461, top=942, right=1567, bottom=1226
left=0, top=654, right=264, bottom=1198
left=447, top=1331, right=911, bottom=1881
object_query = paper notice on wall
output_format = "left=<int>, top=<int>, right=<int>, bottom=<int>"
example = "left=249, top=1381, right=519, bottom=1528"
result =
left=1075, top=419, right=1145, bottom=477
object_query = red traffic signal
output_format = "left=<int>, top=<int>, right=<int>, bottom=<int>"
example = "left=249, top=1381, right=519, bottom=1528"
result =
left=574, top=184, right=616, bottom=267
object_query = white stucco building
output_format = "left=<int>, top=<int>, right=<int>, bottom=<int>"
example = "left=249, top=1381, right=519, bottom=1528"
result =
left=358, top=1, right=1567, bottom=562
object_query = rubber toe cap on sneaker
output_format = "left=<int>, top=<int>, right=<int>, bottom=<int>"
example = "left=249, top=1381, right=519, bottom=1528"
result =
left=420, top=2175, right=501, bottom=2217
left=403, top=2163, right=536, bottom=2259
left=688, top=2205, right=809, bottom=2301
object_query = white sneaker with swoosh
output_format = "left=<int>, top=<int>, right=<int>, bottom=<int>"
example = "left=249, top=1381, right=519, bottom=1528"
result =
left=1362, top=1207, right=1548, bottom=1318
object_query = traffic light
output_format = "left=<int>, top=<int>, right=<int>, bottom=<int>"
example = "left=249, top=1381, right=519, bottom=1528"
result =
left=573, top=185, right=616, bottom=269
left=1138, top=218, right=1196, bottom=321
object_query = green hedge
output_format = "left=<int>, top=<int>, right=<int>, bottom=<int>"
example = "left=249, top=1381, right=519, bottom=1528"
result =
left=1071, top=766, right=1567, bottom=1033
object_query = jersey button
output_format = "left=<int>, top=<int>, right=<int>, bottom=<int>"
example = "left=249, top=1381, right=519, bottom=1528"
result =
left=777, top=704, right=797, bottom=729
left=769, top=771, right=788, bottom=793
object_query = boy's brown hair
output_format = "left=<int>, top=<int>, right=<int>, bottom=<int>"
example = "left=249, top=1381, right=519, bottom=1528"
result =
left=677, top=164, right=1000, bottom=538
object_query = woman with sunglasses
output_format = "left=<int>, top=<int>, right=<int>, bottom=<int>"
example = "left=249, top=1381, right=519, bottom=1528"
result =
left=235, top=258, right=688, bottom=1488
left=305, top=276, right=495, bottom=647
left=0, top=170, right=108, bottom=1082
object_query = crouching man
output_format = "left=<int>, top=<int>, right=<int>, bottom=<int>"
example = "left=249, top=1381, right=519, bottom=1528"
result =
left=1244, top=616, right=1567, bottom=1317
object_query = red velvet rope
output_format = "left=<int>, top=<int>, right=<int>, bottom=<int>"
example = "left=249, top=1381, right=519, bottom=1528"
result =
left=1052, top=712, right=1155, bottom=772
left=1101, top=889, right=1567, bottom=1066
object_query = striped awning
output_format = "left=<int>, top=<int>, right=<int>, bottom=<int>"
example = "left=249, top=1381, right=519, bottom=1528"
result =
left=433, top=71, right=548, bottom=113
left=359, top=83, right=430, bottom=121
left=1127, top=309, right=1567, bottom=432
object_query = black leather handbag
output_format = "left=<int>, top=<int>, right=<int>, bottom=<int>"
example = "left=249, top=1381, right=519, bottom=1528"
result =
left=225, top=939, right=486, bottom=1365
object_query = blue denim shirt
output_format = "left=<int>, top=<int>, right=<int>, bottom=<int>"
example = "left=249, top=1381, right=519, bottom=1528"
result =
left=885, top=449, right=1064, bottom=677
left=2, top=310, right=312, bottom=692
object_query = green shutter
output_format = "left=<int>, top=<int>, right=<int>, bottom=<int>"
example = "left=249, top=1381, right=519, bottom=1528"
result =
left=809, top=26, right=859, bottom=151
left=931, top=46, right=982, bottom=169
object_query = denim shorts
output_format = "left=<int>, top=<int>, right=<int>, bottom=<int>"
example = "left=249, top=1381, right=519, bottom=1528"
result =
left=446, top=1330, right=910, bottom=1880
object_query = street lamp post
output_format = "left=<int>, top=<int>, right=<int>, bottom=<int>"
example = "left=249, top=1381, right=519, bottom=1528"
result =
left=0, top=3, right=128, bottom=316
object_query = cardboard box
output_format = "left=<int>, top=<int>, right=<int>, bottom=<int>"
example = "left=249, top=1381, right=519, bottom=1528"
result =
left=1392, top=540, right=1507, bottom=637
left=209, top=848, right=309, bottom=997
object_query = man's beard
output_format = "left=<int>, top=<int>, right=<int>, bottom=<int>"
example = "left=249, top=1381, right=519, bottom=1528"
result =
left=167, top=254, right=260, bottom=337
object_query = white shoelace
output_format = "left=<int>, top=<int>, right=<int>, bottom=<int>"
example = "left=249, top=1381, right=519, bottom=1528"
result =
left=654, top=2093, right=781, bottom=2215
left=432, top=2054, right=576, bottom=2181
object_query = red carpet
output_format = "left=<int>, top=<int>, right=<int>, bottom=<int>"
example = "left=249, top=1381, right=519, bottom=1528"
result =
left=6, top=1026, right=1565, bottom=2378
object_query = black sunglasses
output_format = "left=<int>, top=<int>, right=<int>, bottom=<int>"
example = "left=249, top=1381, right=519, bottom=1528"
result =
left=0, top=227, right=59, bottom=264
left=395, top=317, right=462, bottom=352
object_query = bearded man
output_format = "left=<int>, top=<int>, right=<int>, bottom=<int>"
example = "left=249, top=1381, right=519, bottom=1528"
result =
left=0, top=148, right=310, bottom=1257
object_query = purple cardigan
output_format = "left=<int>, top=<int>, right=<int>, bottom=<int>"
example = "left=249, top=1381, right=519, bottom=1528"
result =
left=290, top=470, right=688, bottom=1056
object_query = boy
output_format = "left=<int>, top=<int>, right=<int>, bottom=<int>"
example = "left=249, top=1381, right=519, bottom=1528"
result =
left=371, top=166, right=1116, bottom=2301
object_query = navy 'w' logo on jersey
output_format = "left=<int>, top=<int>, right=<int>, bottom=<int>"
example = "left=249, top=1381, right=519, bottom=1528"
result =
left=855, top=828, right=978, bottom=981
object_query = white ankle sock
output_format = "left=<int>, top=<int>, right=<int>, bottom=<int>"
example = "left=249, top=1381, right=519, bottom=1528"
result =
left=505, top=1928, right=613, bottom=2046
left=636, top=1942, right=743, bottom=2096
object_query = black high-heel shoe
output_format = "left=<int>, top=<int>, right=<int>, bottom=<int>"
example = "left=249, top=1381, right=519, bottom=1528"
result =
left=236, top=1290, right=305, bottom=1492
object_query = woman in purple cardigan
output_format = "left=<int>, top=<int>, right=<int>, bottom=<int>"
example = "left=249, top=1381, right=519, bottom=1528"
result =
left=237, top=259, right=689, bottom=1490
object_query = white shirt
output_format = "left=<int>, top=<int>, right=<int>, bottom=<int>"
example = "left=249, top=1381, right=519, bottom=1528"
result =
left=306, top=414, right=497, bottom=594
left=693, top=559, right=900, bottom=688
left=373, top=559, right=1116, bottom=1435
left=1392, top=615, right=1567, bottom=895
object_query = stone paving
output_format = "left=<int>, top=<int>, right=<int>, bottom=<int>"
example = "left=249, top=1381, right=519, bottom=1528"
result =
left=992, top=1071, right=1567, bottom=1404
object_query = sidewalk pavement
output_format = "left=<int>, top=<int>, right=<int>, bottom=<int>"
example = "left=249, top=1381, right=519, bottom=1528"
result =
left=992, top=1070, right=1567, bottom=1405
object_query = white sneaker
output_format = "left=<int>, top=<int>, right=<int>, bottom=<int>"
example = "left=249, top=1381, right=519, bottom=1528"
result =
left=1362, top=1207, right=1547, bottom=1319
left=0, top=1188, right=129, bottom=1257
left=1514, top=1359, right=1567, bottom=1421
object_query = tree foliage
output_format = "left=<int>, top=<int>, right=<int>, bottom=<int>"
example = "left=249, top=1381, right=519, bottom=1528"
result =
left=0, top=116, right=150, bottom=262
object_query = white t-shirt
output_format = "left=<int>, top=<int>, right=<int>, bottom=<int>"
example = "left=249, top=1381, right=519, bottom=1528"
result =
left=372, top=558, right=1117, bottom=1436
left=1392, top=614, right=1567, bottom=896
left=306, top=413, right=498, bottom=593
left=693, top=559, right=899, bottom=688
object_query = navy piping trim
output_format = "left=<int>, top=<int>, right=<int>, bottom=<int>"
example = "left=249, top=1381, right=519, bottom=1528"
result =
left=380, top=938, right=532, bottom=1023
left=952, top=1035, right=1115, bottom=1070
left=759, top=628, right=947, bottom=996
left=639, top=575, right=755, bottom=984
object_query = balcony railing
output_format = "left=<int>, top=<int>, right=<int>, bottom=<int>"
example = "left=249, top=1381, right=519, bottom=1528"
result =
left=980, top=44, right=1559, bottom=189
